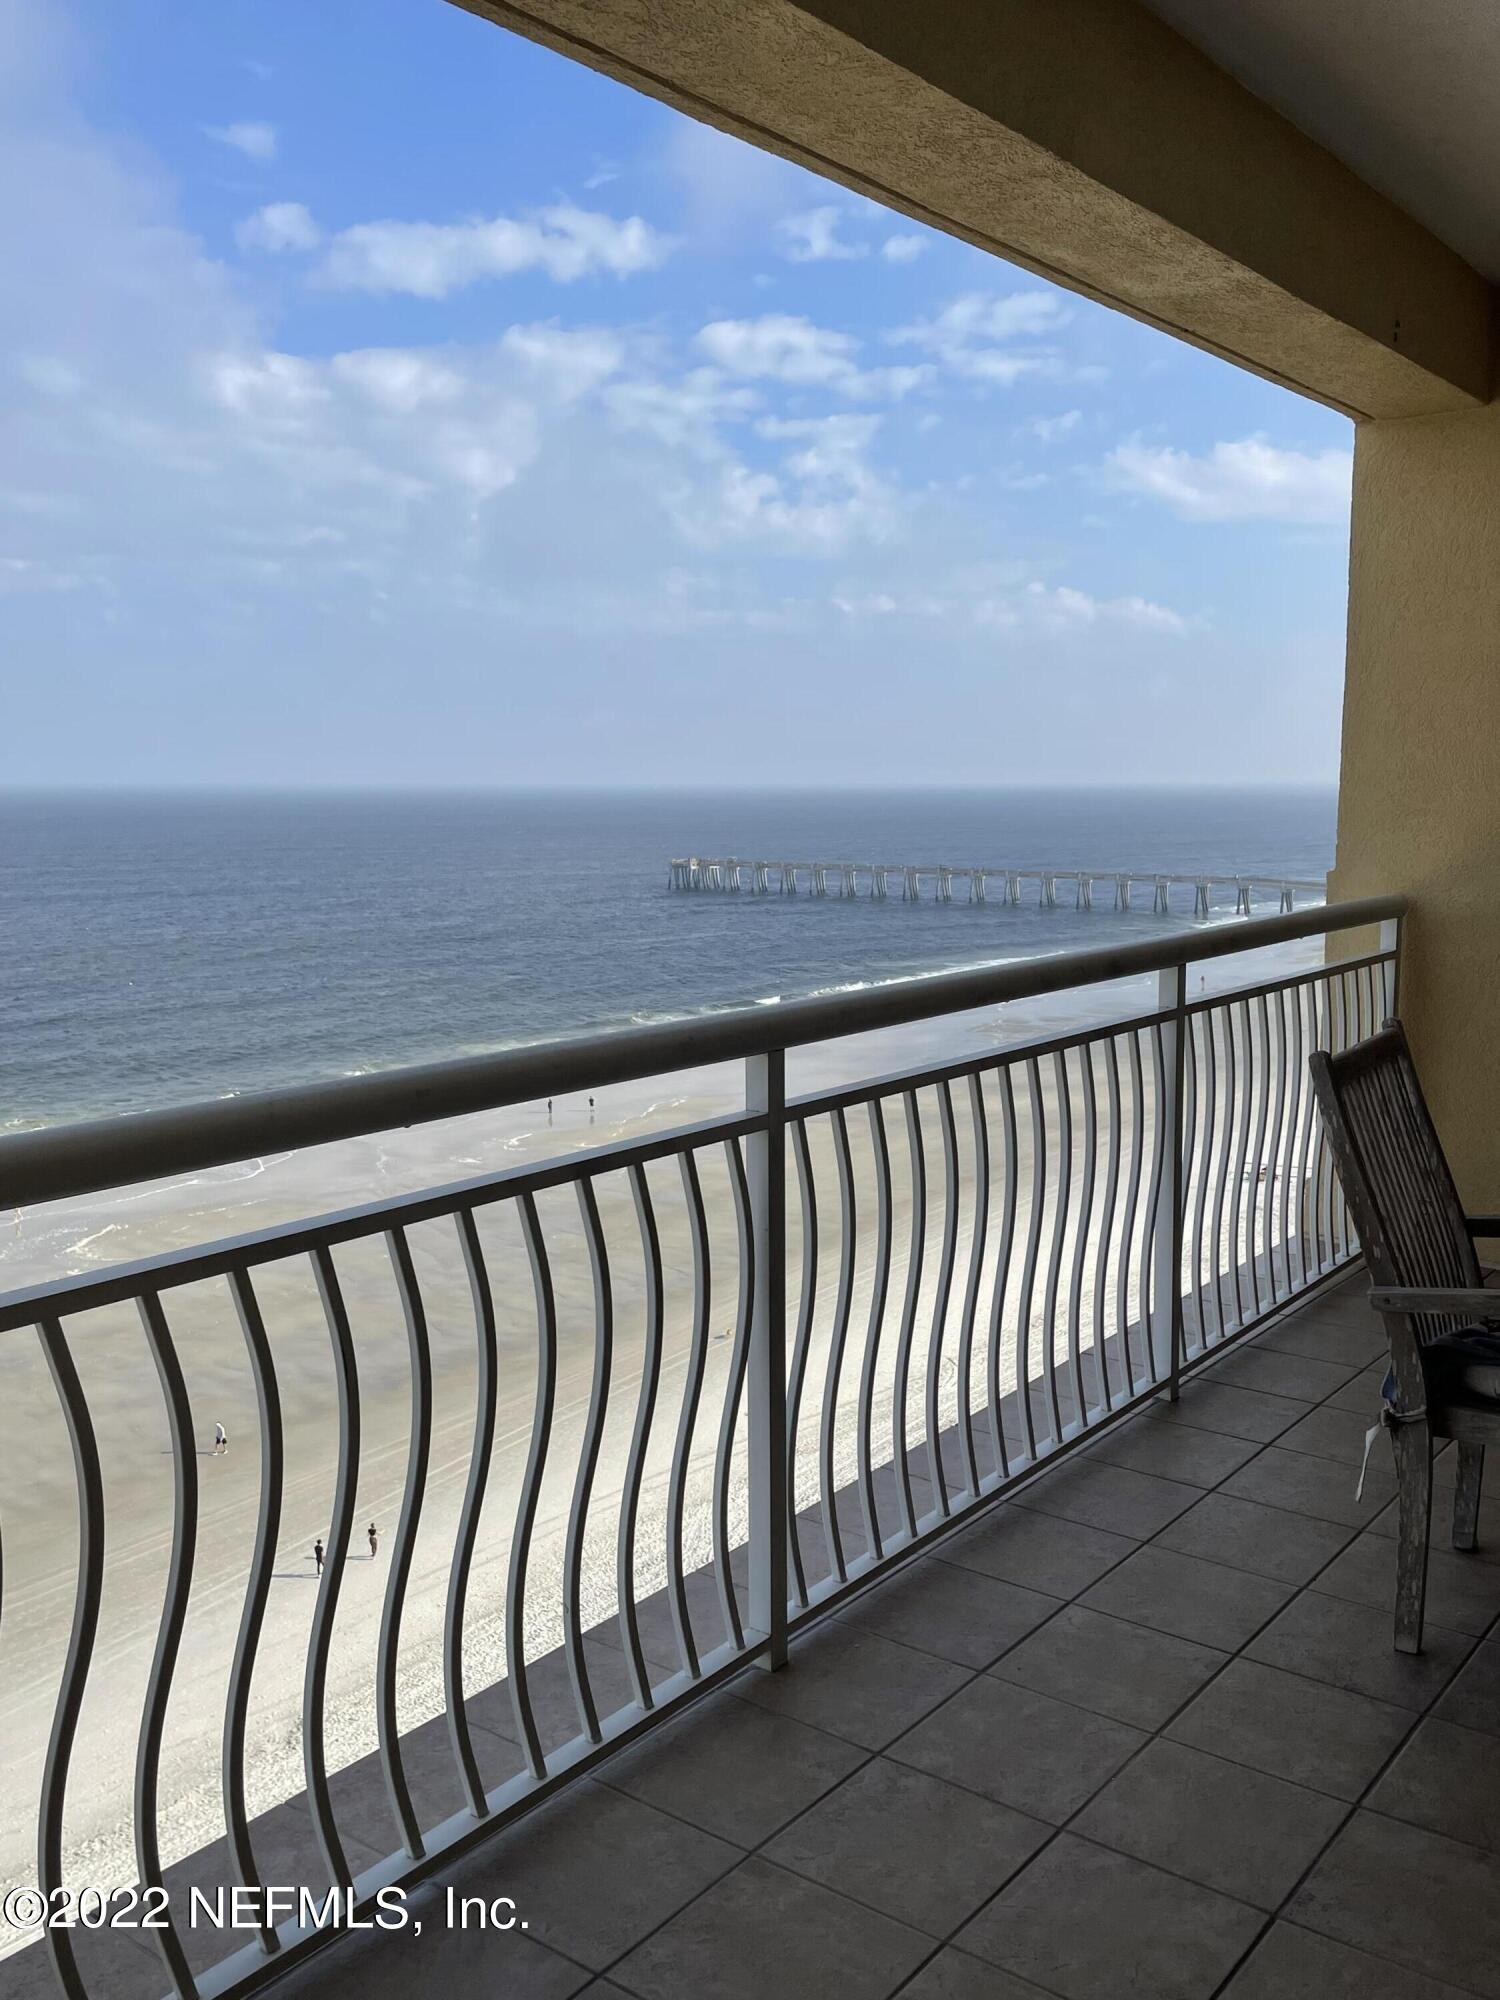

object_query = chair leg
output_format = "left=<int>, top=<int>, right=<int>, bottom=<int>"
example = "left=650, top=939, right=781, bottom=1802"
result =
left=1453, top=1442, right=1485, bottom=1552
left=1391, top=1420, right=1432, bottom=1655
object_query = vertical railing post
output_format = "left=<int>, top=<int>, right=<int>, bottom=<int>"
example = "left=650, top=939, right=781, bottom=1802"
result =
left=746, top=1049, right=788, bottom=1670
left=1156, top=966, right=1188, bottom=1400
left=1381, top=914, right=1402, bottom=1018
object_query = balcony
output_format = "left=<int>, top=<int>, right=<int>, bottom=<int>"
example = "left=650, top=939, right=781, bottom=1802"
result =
left=16, top=1271, right=1500, bottom=2000
left=15, top=896, right=1493, bottom=2000
left=265, top=1276, right=1500, bottom=2000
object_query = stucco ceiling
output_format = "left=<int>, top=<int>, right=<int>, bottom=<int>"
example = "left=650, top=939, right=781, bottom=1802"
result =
left=1139, top=0, right=1500, bottom=280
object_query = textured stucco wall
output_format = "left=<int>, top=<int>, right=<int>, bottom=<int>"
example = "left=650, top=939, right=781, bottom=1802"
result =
left=1330, top=403, right=1500, bottom=1202
left=455, top=0, right=1491, bottom=416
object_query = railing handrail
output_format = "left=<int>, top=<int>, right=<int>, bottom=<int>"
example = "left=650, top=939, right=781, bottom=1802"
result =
left=0, top=893, right=1401, bottom=1212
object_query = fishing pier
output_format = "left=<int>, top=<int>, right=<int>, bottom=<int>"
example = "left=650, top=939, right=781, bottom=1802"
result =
left=667, top=857, right=1324, bottom=918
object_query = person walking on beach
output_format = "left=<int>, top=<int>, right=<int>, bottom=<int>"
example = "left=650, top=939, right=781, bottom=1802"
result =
left=213, top=1421, right=228, bottom=1456
left=367, top=1522, right=379, bottom=1559
left=313, top=1538, right=324, bottom=1577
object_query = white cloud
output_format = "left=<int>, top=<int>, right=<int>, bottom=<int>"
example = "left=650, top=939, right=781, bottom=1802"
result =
left=1106, top=435, right=1352, bottom=525
left=498, top=323, right=627, bottom=402
left=881, top=234, right=925, bottom=264
left=683, top=412, right=896, bottom=552
left=605, top=368, right=758, bottom=451
left=891, top=291, right=1075, bottom=384
left=696, top=314, right=929, bottom=400
left=775, top=205, right=867, bottom=263
left=1019, top=582, right=1189, bottom=632
left=316, top=204, right=674, bottom=297
left=697, top=315, right=856, bottom=387
left=236, top=201, right=322, bottom=254
left=203, top=120, right=277, bottom=162
left=201, top=323, right=635, bottom=502
left=831, top=574, right=1189, bottom=636
left=1028, top=409, right=1082, bottom=443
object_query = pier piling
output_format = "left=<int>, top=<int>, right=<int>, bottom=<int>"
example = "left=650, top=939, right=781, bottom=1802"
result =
left=667, top=858, right=1321, bottom=922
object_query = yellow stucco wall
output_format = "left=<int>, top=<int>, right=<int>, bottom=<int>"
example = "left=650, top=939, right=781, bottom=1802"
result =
left=1330, top=404, right=1500, bottom=1203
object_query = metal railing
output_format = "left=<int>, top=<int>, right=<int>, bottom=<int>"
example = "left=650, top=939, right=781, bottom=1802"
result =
left=0, top=895, right=1402, bottom=2000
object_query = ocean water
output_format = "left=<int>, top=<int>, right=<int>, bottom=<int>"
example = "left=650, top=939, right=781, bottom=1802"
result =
left=0, top=787, right=1337, bottom=1130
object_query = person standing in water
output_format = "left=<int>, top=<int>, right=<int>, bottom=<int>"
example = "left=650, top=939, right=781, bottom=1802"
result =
left=367, top=1522, right=379, bottom=1559
left=313, top=1538, right=324, bottom=1577
left=213, top=1421, right=228, bottom=1455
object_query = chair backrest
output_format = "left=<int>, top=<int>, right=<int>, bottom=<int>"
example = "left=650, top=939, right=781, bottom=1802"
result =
left=1308, top=1020, right=1478, bottom=1337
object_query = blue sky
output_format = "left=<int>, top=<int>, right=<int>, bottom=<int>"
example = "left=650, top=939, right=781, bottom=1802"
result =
left=0, top=0, right=1354, bottom=787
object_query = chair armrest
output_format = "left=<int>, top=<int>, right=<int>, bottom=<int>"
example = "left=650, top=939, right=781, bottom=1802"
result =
left=1466, top=1216, right=1500, bottom=1240
left=1369, top=1286, right=1500, bottom=1318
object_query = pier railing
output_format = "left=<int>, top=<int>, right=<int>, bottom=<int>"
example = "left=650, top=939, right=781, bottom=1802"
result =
left=0, top=895, right=1402, bottom=2000
left=668, top=855, right=1326, bottom=915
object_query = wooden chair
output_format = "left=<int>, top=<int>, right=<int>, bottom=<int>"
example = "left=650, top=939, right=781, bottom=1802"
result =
left=1309, top=1021, right=1500, bottom=1653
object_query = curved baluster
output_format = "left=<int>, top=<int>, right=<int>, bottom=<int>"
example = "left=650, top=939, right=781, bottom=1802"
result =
left=786, top=1119, right=818, bottom=1606
left=448, top=1209, right=498, bottom=1818
left=378, top=1226, right=434, bottom=1858
left=1096, top=1033, right=1124, bottom=1403
left=1313, top=976, right=1337, bottom=1270
left=1191, top=1009, right=1219, bottom=1344
left=36, top=1317, right=104, bottom=2000
left=565, top=1178, right=614, bottom=1739
left=1206, top=1008, right=1235, bottom=1337
left=1246, top=993, right=1273, bottom=1313
left=1015, top=1059, right=1050, bottom=1446
left=225, top=1268, right=285, bottom=1950
left=509, top=1192, right=557, bottom=1774
left=821, top=1108, right=857, bottom=1581
left=858, top=1098, right=894, bottom=1557
left=1069, top=1042, right=1101, bottom=1414
left=669, top=1151, right=712, bottom=1675
left=1329, top=972, right=1350, bottom=1253
left=1118, top=1033, right=1149, bottom=1388
left=618, top=1163, right=664, bottom=1707
left=1138, top=1024, right=1169, bottom=1382
left=1331, top=971, right=1356, bottom=1255
left=986, top=1065, right=1021, bottom=1475
left=955, top=1073, right=990, bottom=1500
left=1042, top=1050, right=1075, bottom=1430
left=1226, top=1001, right=1254, bottom=1328
left=306, top=1246, right=361, bottom=1887
left=135, top=1292, right=198, bottom=2000
left=1275, top=983, right=1301, bottom=1298
left=1180, top=1010, right=1201, bottom=1355
left=1289, top=980, right=1318, bottom=1286
left=926, top=1080, right=961, bottom=1516
left=892, top=1091, right=926, bottom=1541
left=1272, top=988, right=1296, bottom=1304
left=715, top=1137, right=755, bottom=1649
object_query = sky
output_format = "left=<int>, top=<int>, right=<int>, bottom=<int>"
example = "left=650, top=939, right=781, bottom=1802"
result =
left=0, top=0, right=1356, bottom=788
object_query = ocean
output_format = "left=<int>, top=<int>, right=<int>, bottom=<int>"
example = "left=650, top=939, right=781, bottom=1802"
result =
left=0, top=786, right=1337, bottom=1131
